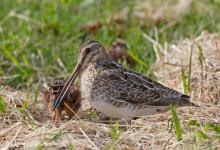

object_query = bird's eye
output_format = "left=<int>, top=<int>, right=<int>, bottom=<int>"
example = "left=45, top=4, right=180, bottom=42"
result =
left=85, top=48, right=91, bottom=53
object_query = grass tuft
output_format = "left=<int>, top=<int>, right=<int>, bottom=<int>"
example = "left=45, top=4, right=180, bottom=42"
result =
left=181, top=46, right=193, bottom=93
left=0, top=95, right=7, bottom=113
left=108, top=122, right=120, bottom=141
left=170, top=105, right=182, bottom=141
left=104, top=142, right=117, bottom=150
left=68, top=143, right=74, bottom=150
left=36, top=143, right=44, bottom=150
left=196, top=129, right=209, bottom=139
left=46, top=131, right=63, bottom=142
left=105, top=122, right=121, bottom=149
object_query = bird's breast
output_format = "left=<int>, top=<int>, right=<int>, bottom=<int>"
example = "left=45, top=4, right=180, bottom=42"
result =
left=80, top=64, right=99, bottom=101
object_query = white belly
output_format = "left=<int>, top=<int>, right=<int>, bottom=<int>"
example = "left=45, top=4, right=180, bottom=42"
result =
left=91, top=100, right=169, bottom=118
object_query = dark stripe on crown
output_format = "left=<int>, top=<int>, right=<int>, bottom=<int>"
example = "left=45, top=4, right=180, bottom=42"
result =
left=79, top=40, right=101, bottom=52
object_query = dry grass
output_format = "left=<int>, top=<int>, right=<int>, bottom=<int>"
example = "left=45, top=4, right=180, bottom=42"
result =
left=154, top=32, right=220, bottom=105
left=134, top=0, right=192, bottom=24
left=1, top=33, right=220, bottom=150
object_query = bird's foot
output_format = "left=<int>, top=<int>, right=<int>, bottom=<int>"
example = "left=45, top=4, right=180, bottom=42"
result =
left=51, top=109, right=61, bottom=127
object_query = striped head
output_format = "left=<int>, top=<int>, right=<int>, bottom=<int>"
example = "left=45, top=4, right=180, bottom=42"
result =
left=77, top=40, right=108, bottom=70
left=52, top=40, right=108, bottom=110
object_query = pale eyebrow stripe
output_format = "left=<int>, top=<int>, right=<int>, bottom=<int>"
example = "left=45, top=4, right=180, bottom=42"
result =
left=84, top=43, right=99, bottom=49
left=79, top=40, right=98, bottom=51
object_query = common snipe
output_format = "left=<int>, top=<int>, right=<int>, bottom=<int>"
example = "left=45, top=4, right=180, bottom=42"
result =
left=52, top=40, right=193, bottom=119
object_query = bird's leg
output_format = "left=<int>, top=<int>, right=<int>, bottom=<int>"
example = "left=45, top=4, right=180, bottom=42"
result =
left=98, top=112, right=111, bottom=121
left=52, top=108, right=61, bottom=126
left=126, top=119, right=132, bottom=128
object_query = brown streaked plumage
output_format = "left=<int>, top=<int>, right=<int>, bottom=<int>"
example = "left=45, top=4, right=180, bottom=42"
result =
left=52, top=40, right=193, bottom=119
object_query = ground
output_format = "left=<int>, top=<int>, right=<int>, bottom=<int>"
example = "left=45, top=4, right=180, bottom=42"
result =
left=0, top=0, right=220, bottom=150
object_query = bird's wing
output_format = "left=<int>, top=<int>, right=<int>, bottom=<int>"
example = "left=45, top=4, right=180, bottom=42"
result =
left=100, top=61, right=191, bottom=106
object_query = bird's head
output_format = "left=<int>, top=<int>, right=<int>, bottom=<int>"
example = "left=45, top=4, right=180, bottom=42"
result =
left=52, top=40, right=108, bottom=110
left=77, top=40, right=108, bottom=70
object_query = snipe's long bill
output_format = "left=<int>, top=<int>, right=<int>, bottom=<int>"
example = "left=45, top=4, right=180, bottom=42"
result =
left=52, top=63, right=81, bottom=110
left=52, top=40, right=193, bottom=118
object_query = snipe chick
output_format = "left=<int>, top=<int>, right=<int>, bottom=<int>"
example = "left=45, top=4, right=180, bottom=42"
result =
left=52, top=40, right=193, bottom=119
left=44, top=80, right=81, bottom=120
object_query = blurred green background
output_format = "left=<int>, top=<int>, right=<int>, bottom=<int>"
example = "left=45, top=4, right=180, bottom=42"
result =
left=0, top=0, right=220, bottom=89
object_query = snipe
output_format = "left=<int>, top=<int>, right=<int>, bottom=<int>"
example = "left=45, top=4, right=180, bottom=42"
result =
left=52, top=40, right=193, bottom=119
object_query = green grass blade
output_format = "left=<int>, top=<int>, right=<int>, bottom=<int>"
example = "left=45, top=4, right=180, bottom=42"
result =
left=187, top=47, right=193, bottom=91
left=198, top=45, right=204, bottom=69
left=205, top=123, right=220, bottom=134
left=24, top=88, right=30, bottom=109
left=127, top=51, right=148, bottom=68
left=2, top=47, right=26, bottom=75
left=0, top=96, right=7, bottom=113
left=36, top=143, right=44, bottom=150
left=188, top=119, right=200, bottom=127
left=68, top=143, right=74, bottom=150
left=108, top=122, right=120, bottom=141
left=2, top=48, right=19, bottom=66
left=196, top=129, right=209, bottom=139
left=170, top=105, right=182, bottom=141
left=181, top=66, right=188, bottom=93
left=104, top=142, right=117, bottom=150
